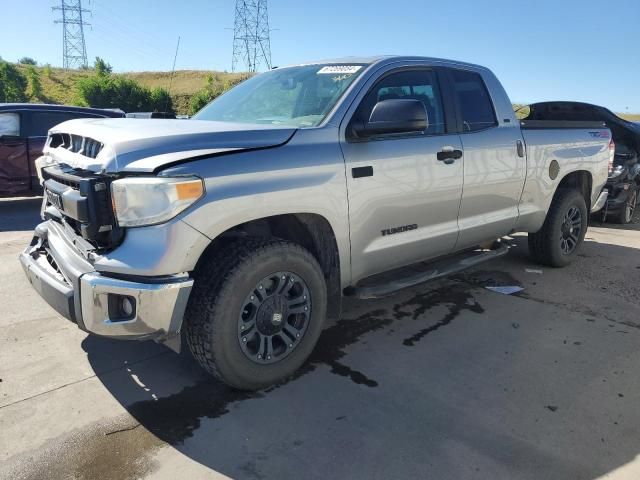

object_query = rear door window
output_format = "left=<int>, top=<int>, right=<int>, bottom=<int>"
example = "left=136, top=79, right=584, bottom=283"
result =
left=449, top=69, right=497, bottom=132
left=0, top=113, right=20, bottom=137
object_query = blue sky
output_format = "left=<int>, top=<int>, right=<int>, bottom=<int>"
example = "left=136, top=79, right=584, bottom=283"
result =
left=1, top=0, right=639, bottom=112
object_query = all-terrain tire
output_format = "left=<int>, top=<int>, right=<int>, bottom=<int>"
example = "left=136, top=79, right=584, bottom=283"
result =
left=184, top=238, right=327, bottom=390
left=528, top=189, right=588, bottom=267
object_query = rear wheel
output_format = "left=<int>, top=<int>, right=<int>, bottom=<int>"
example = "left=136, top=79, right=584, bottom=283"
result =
left=528, top=189, right=588, bottom=267
left=612, top=188, right=637, bottom=224
left=185, top=238, right=327, bottom=390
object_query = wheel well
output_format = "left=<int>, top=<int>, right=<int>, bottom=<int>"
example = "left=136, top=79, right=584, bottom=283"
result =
left=196, top=214, right=342, bottom=322
left=556, top=170, right=592, bottom=211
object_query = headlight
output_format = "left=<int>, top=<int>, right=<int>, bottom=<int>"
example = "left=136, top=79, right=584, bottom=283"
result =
left=608, top=165, right=625, bottom=179
left=111, top=176, right=204, bottom=227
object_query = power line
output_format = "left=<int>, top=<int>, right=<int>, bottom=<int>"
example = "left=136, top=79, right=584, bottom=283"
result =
left=232, top=0, right=272, bottom=73
left=53, top=0, right=90, bottom=69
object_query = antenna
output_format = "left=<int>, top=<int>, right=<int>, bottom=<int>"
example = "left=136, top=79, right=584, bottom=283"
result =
left=165, top=36, right=181, bottom=113
left=232, top=0, right=272, bottom=72
left=53, top=0, right=90, bottom=69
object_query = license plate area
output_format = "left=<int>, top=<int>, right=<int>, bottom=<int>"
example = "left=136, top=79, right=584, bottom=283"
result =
left=46, top=188, right=64, bottom=211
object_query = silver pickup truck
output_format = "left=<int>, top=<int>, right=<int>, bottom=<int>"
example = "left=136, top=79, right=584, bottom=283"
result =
left=20, top=56, right=611, bottom=390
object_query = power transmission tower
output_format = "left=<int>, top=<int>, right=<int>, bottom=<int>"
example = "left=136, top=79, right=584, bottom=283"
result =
left=53, top=0, right=90, bottom=69
left=232, top=0, right=272, bottom=73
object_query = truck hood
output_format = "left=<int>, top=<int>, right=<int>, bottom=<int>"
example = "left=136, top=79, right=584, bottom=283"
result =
left=43, top=118, right=297, bottom=173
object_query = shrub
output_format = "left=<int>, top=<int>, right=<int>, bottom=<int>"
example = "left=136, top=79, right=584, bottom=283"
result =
left=75, top=74, right=173, bottom=113
left=189, top=73, right=249, bottom=115
left=26, top=66, right=43, bottom=100
left=0, top=60, right=28, bottom=102
left=18, top=57, right=37, bottom=65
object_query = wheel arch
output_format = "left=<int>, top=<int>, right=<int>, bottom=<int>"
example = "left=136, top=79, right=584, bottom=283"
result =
left=555, top=170, right=593, bottom=211
left=194, top=213, right=343, bottom=322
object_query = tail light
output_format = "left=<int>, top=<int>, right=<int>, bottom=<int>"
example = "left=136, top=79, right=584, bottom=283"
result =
left=608, top=139, right=615, bottom=174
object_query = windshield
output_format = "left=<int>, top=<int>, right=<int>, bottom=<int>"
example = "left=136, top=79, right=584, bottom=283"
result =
left=192, top=64, right=365, bottom=127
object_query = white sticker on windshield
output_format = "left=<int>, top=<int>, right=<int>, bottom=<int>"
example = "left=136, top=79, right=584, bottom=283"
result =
left=317, top=65, right=362, bottom=75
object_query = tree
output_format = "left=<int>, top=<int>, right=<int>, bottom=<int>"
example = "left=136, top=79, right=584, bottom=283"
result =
left=94, top=57, right=112, bottom=76
left=18, top=57, right=37, bottom=65
left=0, top=60, right=28, bottom=102
left=26, top=66, right=43, bottom=100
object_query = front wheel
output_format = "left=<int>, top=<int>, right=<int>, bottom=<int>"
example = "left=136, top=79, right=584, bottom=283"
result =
left=185, top=239, right=327, bottom=390
left=528, top=189, right=588, bottom=267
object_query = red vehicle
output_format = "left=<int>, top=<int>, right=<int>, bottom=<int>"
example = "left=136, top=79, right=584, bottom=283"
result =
left=0, top=104, right=124, bottom=196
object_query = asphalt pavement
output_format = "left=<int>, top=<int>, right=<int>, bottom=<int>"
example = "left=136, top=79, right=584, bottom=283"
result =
left=1, top=197, right=640, bottom=480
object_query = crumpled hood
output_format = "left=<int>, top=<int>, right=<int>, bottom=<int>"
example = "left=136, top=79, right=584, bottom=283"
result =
left=43, top=118, right=297, bottom=173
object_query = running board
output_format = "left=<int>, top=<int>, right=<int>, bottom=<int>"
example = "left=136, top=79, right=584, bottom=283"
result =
left=347, top=242, right=510, bottom=300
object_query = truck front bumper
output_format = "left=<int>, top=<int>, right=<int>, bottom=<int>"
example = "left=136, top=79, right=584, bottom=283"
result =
left=19, top=221, right=193, bottom=347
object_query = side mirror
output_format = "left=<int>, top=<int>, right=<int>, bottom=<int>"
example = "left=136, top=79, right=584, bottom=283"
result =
left=352, top=99, right=428, bottom=138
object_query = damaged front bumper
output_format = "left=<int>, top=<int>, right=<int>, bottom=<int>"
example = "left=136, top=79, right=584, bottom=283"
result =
left=19, top=221, right=193, bottom=351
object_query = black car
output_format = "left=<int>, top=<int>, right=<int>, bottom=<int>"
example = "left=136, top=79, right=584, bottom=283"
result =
left=520, top=102, right=640, bottom=223
left=0, top=103, right=124, bottom=196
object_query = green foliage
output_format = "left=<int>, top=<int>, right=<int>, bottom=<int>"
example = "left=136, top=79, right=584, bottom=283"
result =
left=94, top=57, right=112, bottom=77
left=75, top=73, right=173, bottom=113
left=189, top=73, right=249, bottom=115
left=43, top=64, right=53, bottom=78
left=18, top=57, right=37, bottom=65
left=26, top=66, right=43, bottom=100
left=0, top=60, right=28, bottom=102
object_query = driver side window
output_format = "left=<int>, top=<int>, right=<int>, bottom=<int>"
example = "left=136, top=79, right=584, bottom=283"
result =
left=0, top=113, right=20, bottom=137
left=355, top=70, right=445, bottom=135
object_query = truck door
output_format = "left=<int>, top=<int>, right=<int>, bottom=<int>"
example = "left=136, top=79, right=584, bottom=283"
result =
left=443, top=68, right=526, bottom=249
left=340, top=67, right=464, bottom=283
left=0, top=112, right=29, bottom=196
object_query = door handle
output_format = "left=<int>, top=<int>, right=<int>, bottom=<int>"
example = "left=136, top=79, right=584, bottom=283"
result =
left=352, top=166, right=373, bottom=178
left=437, top=147, right=463, bottom=164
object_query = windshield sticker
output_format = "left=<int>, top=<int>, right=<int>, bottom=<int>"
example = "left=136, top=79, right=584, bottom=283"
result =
left=317, top=65, right=362, bottom=75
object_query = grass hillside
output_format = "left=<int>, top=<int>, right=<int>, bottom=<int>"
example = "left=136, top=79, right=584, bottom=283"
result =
left=14, top=65, right=243, bottom=115
left=12, top=64, right=640, bottom=120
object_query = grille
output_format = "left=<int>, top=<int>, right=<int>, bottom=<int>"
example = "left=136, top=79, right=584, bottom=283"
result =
left=49, top=133, right=103, bottom=159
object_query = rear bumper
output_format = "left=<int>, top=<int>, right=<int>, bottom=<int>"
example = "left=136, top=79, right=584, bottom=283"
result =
left=591, top=189, right=609, bottom=213
left=20, top=221, right=193, bottom=344
left=603, top=182, right=635, bottom=213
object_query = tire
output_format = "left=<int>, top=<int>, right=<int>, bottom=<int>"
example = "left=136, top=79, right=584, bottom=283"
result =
left=185, top=238, right=327, bottom=390
left=528, top=189, right=588, bottom=267
left=611, top=188, right=637, bottom=224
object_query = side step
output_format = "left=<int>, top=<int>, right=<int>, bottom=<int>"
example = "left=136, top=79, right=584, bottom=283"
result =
left=347, top=241, right=510, bottom=300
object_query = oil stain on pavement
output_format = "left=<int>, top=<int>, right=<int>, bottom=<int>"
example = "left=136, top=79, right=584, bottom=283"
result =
left=5, top=282, right=485, bottom=480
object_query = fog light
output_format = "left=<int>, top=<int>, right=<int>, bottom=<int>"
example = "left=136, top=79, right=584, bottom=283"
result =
left=121, top=297, right=134, bottom=317
left=108, top=294, right=136, bottom=321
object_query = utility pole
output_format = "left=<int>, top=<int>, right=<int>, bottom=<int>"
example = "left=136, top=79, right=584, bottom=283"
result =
left=53, top=0, right=90, bottom=69
left=232, top=0, right=272, bottom=73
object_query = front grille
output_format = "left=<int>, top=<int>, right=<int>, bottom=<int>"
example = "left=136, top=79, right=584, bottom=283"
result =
left=49, top=133, right=103, bottom=159
left=42, top=165, right=123, bottom=250
left=83, top=138, right=102, bottom=159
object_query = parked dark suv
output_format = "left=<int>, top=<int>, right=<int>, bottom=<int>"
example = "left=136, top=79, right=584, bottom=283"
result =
left=519, top=102, right=640, bottom=223
left=0, top=104, right=124, bottom=197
